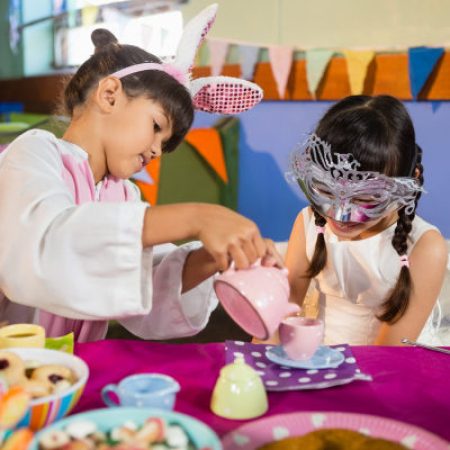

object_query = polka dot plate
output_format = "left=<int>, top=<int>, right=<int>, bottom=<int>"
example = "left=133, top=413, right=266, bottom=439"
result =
left=265, top=345, right=345, bottom=369
left=221, top=411, right=449, bottom=450
left=225, top=341, right=371, bottom=391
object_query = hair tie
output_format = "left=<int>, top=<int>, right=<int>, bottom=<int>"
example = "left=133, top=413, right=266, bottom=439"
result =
left=316, top=226, right=325, bottom=235
left=400, top=255, right=409, bottom=268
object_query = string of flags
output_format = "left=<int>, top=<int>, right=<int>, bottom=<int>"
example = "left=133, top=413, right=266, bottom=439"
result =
left=202, top=40, right=445, bottom=101
left=11, top=0, right=447, bottom=101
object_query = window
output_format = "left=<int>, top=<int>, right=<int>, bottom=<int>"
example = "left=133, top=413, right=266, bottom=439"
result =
left=54, top=2, right=184, bottom=68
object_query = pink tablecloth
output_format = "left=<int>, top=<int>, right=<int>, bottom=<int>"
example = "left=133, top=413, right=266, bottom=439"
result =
left=73, top=340, right=450, bottom=441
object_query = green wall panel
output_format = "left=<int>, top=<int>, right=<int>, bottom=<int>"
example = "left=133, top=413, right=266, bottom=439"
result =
left=157, top=118, right=240, bottom=210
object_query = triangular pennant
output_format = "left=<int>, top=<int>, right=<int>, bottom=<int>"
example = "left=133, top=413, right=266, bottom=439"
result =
left=431, top=101, right=442, bottom=113
left=196, top=41, right=209, bottom=67
left=305, top=49, right=334, bottom=98
left=132, top=168, right=154, bottom=184
left=268, top=46, right=293, bottom=99
left=342, top=50, right=375, bottom=95
left=185, top=128, right=228, bottom=183
left=238, top=45, right=260, bottom=80
left=408, top=46, right=445, bottom=99
left=81, top=5, right=99, bottom=26
left=208, top=40, right=229, bottom=77
left=135, top=158, right=161, bottom=205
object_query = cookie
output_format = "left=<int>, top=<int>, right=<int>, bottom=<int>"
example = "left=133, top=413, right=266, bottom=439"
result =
left=0, top=350, right=26, bottom=386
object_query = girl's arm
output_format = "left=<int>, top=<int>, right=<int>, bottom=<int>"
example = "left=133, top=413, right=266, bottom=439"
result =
left=142, top=203, right=269, bottom=272
left=181, top=247, right=218, bottom=293
left=253, top=209, right=312, bottom=344
left=375, top=230, right=448, bottom=345
left=285, top=210, right=313, bottom=307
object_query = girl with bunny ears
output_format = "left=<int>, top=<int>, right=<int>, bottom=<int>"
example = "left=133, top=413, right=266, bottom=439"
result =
left=281, top=95, right=447, bottom=346
left=0, top=4, right=281, bottom=342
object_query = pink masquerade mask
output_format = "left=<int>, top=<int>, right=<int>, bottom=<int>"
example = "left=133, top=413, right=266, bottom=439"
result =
left=111, top=4, right=263, bottom=115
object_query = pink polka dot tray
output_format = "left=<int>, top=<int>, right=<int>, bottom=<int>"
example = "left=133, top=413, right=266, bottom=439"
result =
left=225, top=341, right=371, bottom=391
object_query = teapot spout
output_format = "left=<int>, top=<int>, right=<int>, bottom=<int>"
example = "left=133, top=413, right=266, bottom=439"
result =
left=286, top=302, right=301, bottom=316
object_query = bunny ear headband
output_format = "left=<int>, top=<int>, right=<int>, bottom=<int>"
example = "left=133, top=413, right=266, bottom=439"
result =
left=111, top=4, right=263, bottom=114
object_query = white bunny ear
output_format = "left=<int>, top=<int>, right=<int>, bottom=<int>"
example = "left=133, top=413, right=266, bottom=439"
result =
left=170, top=4, right=263, bottom=114
left=174, top=3, right=218, bottom=74
left=191, top=76, right=263, bottom=114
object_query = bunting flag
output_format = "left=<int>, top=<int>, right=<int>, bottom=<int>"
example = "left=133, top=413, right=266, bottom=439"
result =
left=196, top=41, right=208, bottom=67
left=431, top=101, right=442, bottom=113
left=134, top=158, right=161, bottom=206
left=408, top=46, right=444, bottom=99
left=132, top=168, right=154, bottom=184
left=208, top=40, right=229, bottom=76
left=133, top=128, right=227, bottom=204
left=81, top=5, right=99, bottom=26
left=305, top=49, right=334, bottom=97
left=268, top=45, right=293, bottom=99
left=342, top=50, right=375, bottom=95
left=185, top=128, right=228, bottom=183
left=238, top=45, right=260, bottom=80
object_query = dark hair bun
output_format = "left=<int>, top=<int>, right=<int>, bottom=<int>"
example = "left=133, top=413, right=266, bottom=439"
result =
left=91, top=29, right=118, bottom=52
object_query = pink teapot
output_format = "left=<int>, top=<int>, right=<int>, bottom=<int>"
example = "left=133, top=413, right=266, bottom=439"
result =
left=214, top=263, right=300, bottom=340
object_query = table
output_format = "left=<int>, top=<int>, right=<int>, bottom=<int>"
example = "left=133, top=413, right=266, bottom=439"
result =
left=73, top=340, right=450, bottom=442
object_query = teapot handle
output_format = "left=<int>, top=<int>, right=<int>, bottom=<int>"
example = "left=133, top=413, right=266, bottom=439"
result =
left=222, top=262, right=236, bottom=275
left=224, top=260, right=289, bottom=274
left=223, top=260, right=260, bottom=274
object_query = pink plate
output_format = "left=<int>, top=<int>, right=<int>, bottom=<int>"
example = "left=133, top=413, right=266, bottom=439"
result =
left=221, top=411, right=449, bottom=450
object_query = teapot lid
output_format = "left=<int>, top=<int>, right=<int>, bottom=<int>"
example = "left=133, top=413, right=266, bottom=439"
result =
left=220, top=355, right=259, bottom=382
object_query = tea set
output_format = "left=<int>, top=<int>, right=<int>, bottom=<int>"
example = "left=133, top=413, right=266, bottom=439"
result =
left=0, top=262, right=339, bottom=430
left=208, top=262, right=343, bottom=419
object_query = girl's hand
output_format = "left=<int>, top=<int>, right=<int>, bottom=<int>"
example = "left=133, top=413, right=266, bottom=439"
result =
left=261, top=238, right=284, bottom=269
left=196, top=205, right=282, bottom=271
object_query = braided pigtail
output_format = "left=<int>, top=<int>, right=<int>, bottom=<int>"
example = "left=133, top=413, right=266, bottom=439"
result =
left=378, top=145, right=424, bottom=323
left=306, top=210, right=328, bottom=277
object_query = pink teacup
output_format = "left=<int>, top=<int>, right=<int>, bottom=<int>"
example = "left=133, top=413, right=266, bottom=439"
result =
left=279, top=316, right=324, bottom=361
left=213, top=264, right=300, bottom=340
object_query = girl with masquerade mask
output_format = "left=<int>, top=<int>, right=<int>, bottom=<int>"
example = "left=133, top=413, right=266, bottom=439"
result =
left=0, top=5, right=282, bottom=342
left=283, top=95, right=448, bottom=346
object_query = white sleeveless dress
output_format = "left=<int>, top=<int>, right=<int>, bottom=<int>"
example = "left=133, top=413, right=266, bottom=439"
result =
left=301, top=208, right=443, bottom=345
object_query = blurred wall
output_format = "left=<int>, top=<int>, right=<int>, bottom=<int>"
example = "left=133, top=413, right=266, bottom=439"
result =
left=182, top=0, right=450, bottom=49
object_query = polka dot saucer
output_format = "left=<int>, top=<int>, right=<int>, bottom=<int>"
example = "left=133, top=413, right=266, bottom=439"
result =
left=225, top=341, right=371, bottom=392
left=265, top=345, right=345, bottom=369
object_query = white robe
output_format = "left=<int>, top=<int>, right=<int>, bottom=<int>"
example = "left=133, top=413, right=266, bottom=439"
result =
left=0, top=129, right=218, bottom=341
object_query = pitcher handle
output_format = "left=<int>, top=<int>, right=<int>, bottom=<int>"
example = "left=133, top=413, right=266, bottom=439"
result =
left=101, top=384, right=120, bottom=407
